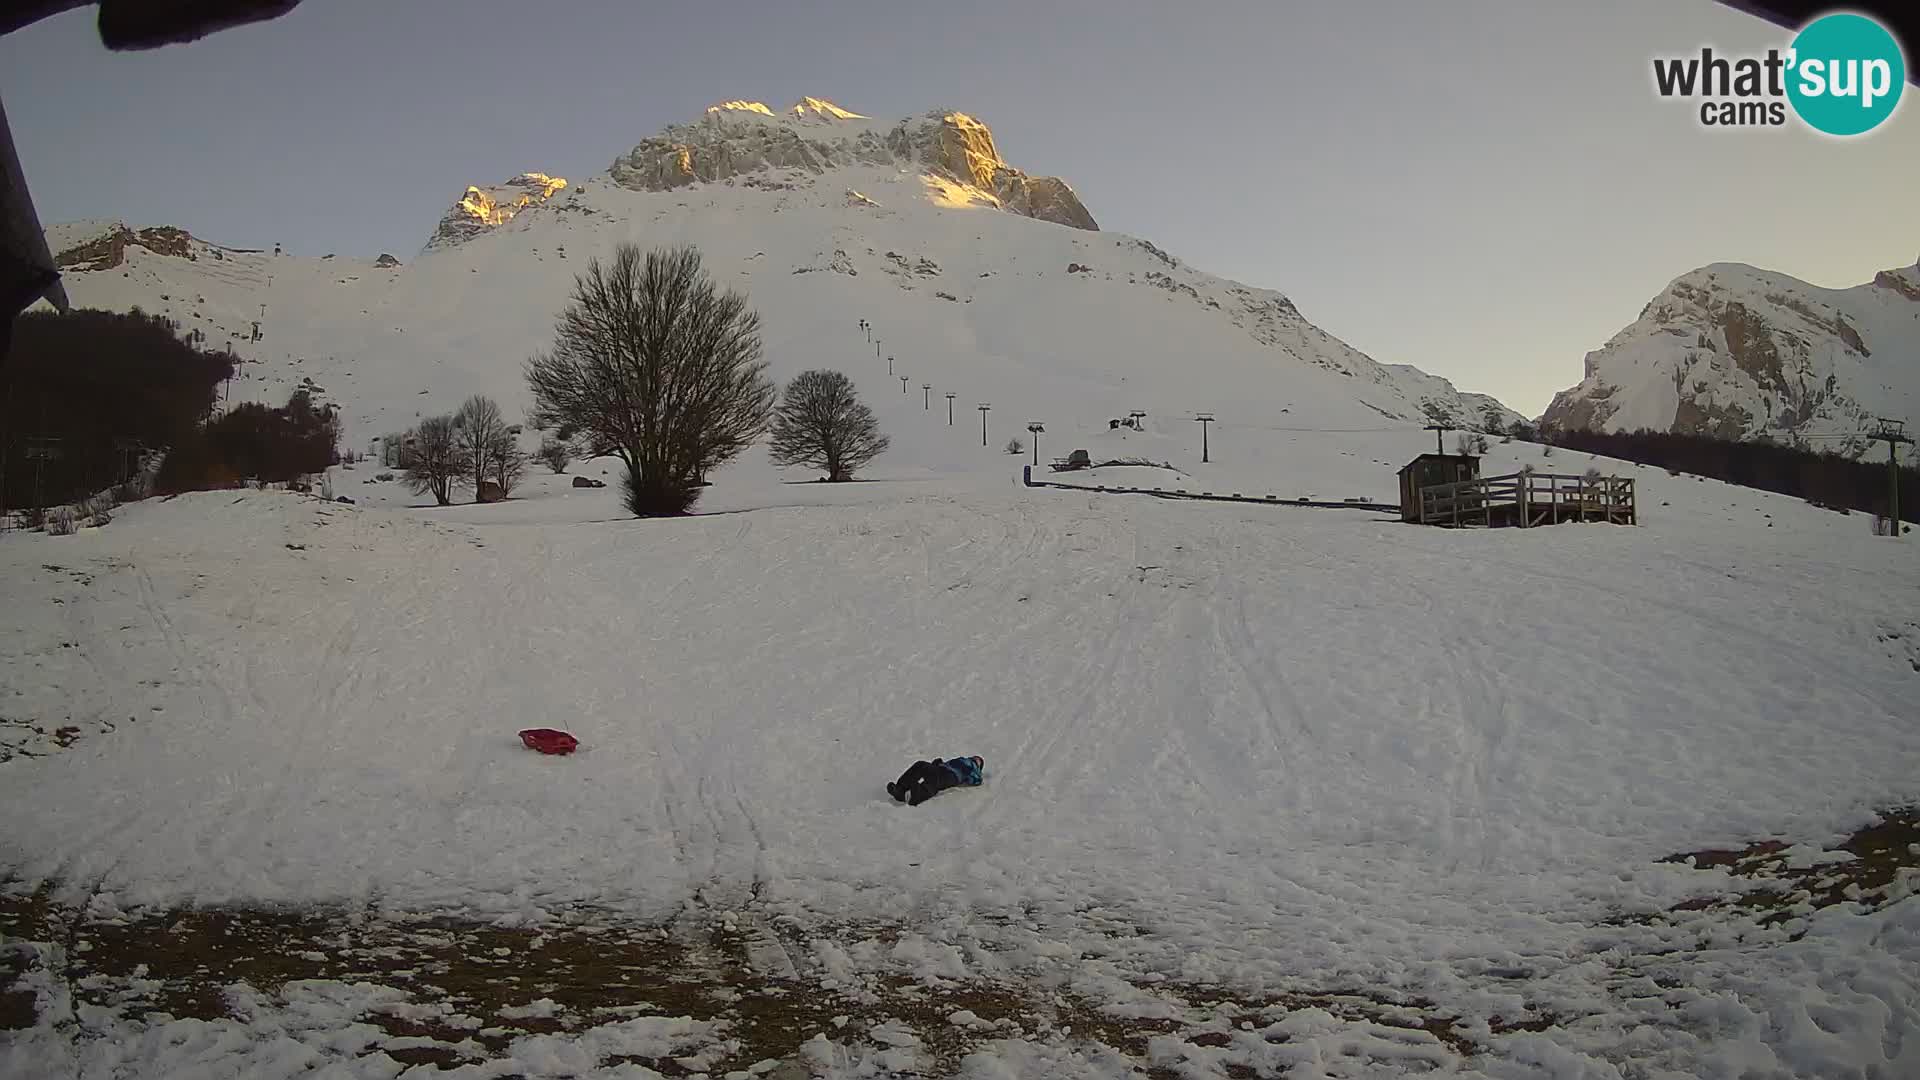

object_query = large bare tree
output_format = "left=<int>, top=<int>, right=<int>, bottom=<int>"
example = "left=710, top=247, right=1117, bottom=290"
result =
left=525, top=244, right=774, bottom=515
left=769, top=370, right=889, bottom=482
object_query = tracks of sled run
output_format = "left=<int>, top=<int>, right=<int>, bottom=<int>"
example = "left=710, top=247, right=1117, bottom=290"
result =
left=2, top=488, right=1919, bottom=1076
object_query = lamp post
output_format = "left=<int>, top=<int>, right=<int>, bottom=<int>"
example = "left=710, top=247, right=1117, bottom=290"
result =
left=922, top=384, right=931, bottom=409
left=978, top=403, right=991, bottom=447
left=1027, top=422, right=1044, bottom=465
left=1195, top=413, right=1214, bottom=463
left=946, top=393, right=956, bottom=425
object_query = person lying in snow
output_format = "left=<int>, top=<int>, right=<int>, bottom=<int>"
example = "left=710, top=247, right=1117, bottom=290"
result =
left=887, top=756, right=984, bottom=805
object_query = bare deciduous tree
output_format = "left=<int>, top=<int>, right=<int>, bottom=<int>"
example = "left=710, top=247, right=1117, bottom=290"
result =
left=454, top=395, right=511, bottom=502
left=490, top=428, right=529, bottom=495
left=768, top=370, right=889, bottom=482
left=526, top=244, right=774, bottom=515
left=400, top=414, right=462, bottom=506
left=536, top=434, right=572, bottom=474
left=1005, top=437, right=1024, bottom=455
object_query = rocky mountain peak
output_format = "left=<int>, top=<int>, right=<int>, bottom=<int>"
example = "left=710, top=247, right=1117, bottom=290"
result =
left=422, top=172, right=568, bottom=252
left=1871, top=258, right=1920, bottom=301
left=1541, top=260, right=1918, bottom=446
left=608, top=100, right=1098, bottom=232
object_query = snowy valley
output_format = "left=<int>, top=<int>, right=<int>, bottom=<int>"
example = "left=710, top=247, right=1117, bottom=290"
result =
left=3, top=99, right=1919, bottom=1080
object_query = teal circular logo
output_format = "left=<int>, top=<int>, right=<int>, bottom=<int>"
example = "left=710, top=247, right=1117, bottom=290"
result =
left=1786, top=13, right=1905, bottom=135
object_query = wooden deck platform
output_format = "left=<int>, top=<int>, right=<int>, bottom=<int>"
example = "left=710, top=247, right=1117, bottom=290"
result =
left=1413, top=471, right=1636, bottom=528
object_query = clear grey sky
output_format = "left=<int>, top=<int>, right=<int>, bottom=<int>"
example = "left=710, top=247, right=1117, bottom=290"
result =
left=2, top=0, right=1914, bottom=415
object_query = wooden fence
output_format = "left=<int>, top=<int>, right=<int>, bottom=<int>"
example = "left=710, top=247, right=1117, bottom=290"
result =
left=1416, top=471, right=1635, bottom=528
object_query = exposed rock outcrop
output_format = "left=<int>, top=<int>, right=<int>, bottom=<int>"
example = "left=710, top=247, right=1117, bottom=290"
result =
left=55, top=224, right=199, bottom=271
left=608, top=100, right=1098, bottom=232
left=423, top=173, right=568, bottom=252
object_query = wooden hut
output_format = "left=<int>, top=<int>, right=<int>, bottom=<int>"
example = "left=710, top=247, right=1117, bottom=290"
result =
left=1397, top=453, right=1480, bottom=523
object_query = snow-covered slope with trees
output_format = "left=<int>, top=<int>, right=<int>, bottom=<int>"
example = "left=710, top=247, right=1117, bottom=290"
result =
left=1542, top=259, right=1920, bottom=451
left=38, top=97, right=1519, bottom=465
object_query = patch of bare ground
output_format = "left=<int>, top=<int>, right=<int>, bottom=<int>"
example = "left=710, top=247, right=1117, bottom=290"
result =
left=6, top=809, right=1910, bottom=1075
left=1619, top=805, right=1920, bottom=933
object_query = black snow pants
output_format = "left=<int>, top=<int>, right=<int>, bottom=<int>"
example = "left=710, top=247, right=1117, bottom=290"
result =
left=891, top=760, right=960, bottom=806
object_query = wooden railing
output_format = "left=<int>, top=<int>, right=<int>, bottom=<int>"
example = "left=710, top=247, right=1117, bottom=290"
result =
left=1417, top=471, right=1635, bottom=527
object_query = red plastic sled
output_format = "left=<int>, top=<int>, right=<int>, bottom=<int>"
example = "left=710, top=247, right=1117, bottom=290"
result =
left=518, top=728, right=579, bottom=755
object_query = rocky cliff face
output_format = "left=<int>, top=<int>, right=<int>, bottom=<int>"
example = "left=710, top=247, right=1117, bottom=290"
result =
left=1542, top=259, right=1920, bottom=451
left=608, top=99, right=1098, bottom=232
left=422, top=173, right=568, bottom=252
left=54, top=223, right=204, bottom=271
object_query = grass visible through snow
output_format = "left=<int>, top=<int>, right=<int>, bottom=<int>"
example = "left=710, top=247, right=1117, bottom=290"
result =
left=2, top=808, right=1915, bottom=1076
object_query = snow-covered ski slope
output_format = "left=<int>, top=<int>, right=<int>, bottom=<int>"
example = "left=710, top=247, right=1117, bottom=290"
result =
left=4, top=427, right=1919, bottom=1077
left=41, top=105, right=1520, bottom=470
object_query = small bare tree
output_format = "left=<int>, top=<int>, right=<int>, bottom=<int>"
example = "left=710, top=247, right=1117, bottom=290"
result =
left=536, top=434, right=572, bottom=473
left=400, top=414, right=462, bottom=505
left=490, top=428, right=529, bottom=495
left=1005, top=437, right=1024, bottom=455
left=526, top=244, right=775, bottom=515
left=454, top=395, right=510, bottom=502
left=769, top=369, right=889, bottom=481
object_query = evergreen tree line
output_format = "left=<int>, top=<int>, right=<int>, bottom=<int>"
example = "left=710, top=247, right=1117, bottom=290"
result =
left=1, top=308, right=340, bottom=512
left=1516, top=424, right=1917, bottom=524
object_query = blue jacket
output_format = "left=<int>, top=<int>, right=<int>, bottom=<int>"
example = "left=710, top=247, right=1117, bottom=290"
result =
left=938, top=757, right=984, bottom=786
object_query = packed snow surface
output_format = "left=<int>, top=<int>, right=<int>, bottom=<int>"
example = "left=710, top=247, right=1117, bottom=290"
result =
left=4, top=428, right=1919, bottom=1077
left=11, top=98, right=1918, bottom=1080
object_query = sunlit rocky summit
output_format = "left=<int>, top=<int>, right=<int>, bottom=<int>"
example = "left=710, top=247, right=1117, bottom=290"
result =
left=424, top=172, right=569, bottom=252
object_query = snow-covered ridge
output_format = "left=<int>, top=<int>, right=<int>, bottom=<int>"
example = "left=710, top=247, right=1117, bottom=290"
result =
left=1542, top=257, right=1920, bottom=452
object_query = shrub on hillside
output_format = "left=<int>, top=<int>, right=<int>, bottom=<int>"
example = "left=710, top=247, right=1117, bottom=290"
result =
left=537, top=435, right=572, bottom=473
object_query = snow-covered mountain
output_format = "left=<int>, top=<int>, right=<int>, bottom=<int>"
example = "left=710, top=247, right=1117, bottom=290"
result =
left=41, top=97, right=1519, bottom=452
left=1542, top=259, right=1920, bottom=452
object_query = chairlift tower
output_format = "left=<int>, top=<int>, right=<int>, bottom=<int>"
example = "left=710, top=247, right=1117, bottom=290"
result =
left=1195, top=413, right=1215, bottom=463
left=1869, top=418, right=1913, bottom=538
